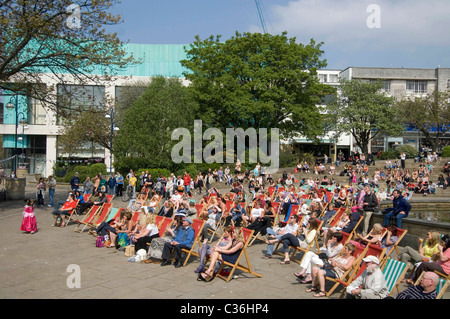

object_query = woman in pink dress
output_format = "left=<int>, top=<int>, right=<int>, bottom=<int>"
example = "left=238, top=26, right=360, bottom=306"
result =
left=20, top=198, right=37, bottom=234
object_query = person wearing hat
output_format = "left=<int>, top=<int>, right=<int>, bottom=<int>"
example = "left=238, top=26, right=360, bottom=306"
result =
left=345, top=255, right=389, bottom=299
left=160, top=216, right=195, bottom=268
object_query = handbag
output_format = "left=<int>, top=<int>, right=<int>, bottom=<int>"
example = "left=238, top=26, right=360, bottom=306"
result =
left=125, top=245, right=135, bottom=257
left=96, top=235, right=105, bottom=248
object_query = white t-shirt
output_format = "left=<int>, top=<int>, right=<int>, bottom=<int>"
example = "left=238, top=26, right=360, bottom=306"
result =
left=251, top=208, right=264, bottom=218
left=146, top=224, right=159, bottom=237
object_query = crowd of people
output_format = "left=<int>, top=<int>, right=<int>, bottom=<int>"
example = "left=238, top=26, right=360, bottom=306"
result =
left=15, top=153, right=450, bottom=299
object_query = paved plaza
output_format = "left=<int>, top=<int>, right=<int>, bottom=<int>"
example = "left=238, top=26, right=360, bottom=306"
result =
left=1, top=181, right=448, bottom=304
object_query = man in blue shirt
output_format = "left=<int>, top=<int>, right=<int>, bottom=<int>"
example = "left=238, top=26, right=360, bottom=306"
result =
left=161, top=217, right=195, bottom=267
left=382, top=190, right=411, bottom=228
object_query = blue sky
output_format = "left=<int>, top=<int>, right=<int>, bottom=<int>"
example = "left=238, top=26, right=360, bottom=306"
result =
left=106, top=0, right=450, bottom=70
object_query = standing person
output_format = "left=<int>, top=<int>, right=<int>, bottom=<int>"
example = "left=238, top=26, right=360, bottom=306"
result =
left=183, top=172, right=191, bottom=194
left=116, top=172, right=124, bottom=197
left=36, top=177, right=46, bottom=207
left=362, top=185, right=379, bottom=236
left=47, top=175, right=56, bottom=207
left=20, top=198, right=37, bottom=234
left=196, top=172, right=204, bottom=195
left=83, top=176, right=94, bottom=195
left=107, top=174, right=116, bottom=196
left=401, top=152, right=406, bottom=170
left=129, top=173, right=137, bottom=199
left=70, top=172, right=80, bottom=192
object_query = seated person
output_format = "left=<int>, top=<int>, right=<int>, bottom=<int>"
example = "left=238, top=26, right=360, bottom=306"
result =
left=160, top=217, right=195, bottom=268
left=52, top=193, right=77, bottom=227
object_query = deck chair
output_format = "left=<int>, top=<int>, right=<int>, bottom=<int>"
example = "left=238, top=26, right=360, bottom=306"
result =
left=83, top=194, right=91, bottom=202
left=279, top=204, right=299, bottom=227
left=106, top=207, right=124, bottom=223
left=157, top=217, right=173, bottom=237
left=207, top=201, right=236, bottom=243
left=382, top=258, right=409, bottom=297
left=289, top=220, right=324, bottom=265
left=106, top=194, right=114, bottom=203
left=73, top=204, right=102, bottom=233
left=215, top=227, right=263, bottom=283
left=326, top=242, right=368, bottom=297
left=414, top=270, right=450, bottom=299
left=85, top=203, right=112, bottom=233
left=65, top=199, right=81, bottom=224
left=182, top=219, right=205, bottom=266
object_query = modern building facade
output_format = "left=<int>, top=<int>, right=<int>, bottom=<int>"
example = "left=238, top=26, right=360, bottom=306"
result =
left=1, top=42, right=449, bottom=176
left=340, top=67, right=450, bottom=153
left=1, top=43, right=190, bottom=176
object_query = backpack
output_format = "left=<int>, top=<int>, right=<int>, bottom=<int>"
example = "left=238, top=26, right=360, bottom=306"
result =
left=96, top=236, right=105, bottom=247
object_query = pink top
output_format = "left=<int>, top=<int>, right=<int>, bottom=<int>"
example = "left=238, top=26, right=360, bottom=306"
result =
left=23, top=205, right=35, bottom=218
left=438, top=248, right=450, bottom=275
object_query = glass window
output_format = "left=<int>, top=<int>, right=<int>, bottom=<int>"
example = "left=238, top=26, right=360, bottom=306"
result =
left=56, top=85, right=105, bottom=124
left=406, top=80, right=427, bottom=94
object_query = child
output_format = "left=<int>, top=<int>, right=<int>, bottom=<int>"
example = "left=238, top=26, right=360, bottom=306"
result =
left=20, top=198, right=37, bottom=234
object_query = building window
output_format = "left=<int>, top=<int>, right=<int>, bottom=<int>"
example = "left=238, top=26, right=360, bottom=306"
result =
left=328, top=74, right=339, bottom=83
left=319, top=74, right=327, bottom=83
left=447, top=79, right=450, bottom=89
left=406, top=80, right=427, bottom=94
left=56, top=85, right=105, bottom=124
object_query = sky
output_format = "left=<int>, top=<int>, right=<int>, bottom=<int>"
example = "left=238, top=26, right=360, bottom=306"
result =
left=106, top=0, right=450, bottom=70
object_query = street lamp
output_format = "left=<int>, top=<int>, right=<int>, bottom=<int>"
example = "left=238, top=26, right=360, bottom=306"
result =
left=5, top=95, right=27, bottom=173
left=105, top=108, right=119, bottom=173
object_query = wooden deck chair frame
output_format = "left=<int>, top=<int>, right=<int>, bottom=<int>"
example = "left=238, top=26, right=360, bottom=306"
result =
left=106, top=194, right=114, bottom=203
left=182, top=219, right=205, bottom=266
left=289, top=220, right=324, bottom=265
left=414, top=270, right=450, bottom=299
left=215, top=227, right=263, bottom=283
left=73, top=204, right=102, bottom=233
left=248, top=201, right=281, bottom=247
left=327, top=243, right=368, bottom=297
left=86, top=203, right=112, bottom=233
left=65, top=199, right=81, bottom=224
left=273, top=215, right=305, bottom=257
left=382, top=258, right=409, bottom=297
left=207, top=201, right=235, bottom=243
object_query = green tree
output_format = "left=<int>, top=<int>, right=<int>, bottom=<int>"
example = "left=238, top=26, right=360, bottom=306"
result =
left=0, top=0, right=137, bottom=109
left=326, top=79, right=402, bottom=155
left=181, top=31, right=334, bottom=140
left=113, top=76, right=197, bottom=170
left=396, top=91, right=450, bottom=152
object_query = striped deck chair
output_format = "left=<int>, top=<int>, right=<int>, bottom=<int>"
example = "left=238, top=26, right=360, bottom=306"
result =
left=215, top=227, right=263, bottom=283
left=279, top=204, right=299, bottom=226
left=382, top=258, right=409, bottom=297
left=414, top=271, right=450, bottom=299
left=83, top=194, right=91, bottom=202
left=106, top=207, right=125, bottom=223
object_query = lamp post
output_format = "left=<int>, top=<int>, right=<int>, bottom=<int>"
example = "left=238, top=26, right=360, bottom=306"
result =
left=105, top=108, right=119, bottom=174
left=5, top=95, right=26, bottom=173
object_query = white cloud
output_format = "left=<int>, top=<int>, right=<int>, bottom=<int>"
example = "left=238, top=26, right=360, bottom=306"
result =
left=265, top=0, right=450, bottom=51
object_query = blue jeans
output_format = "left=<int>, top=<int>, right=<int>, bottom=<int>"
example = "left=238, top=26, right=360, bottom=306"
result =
left=48, top=188, right=55, bottom=206
left=266, top=228, right=283, bottom=256
left=383, top=212, right=408, bottom=229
